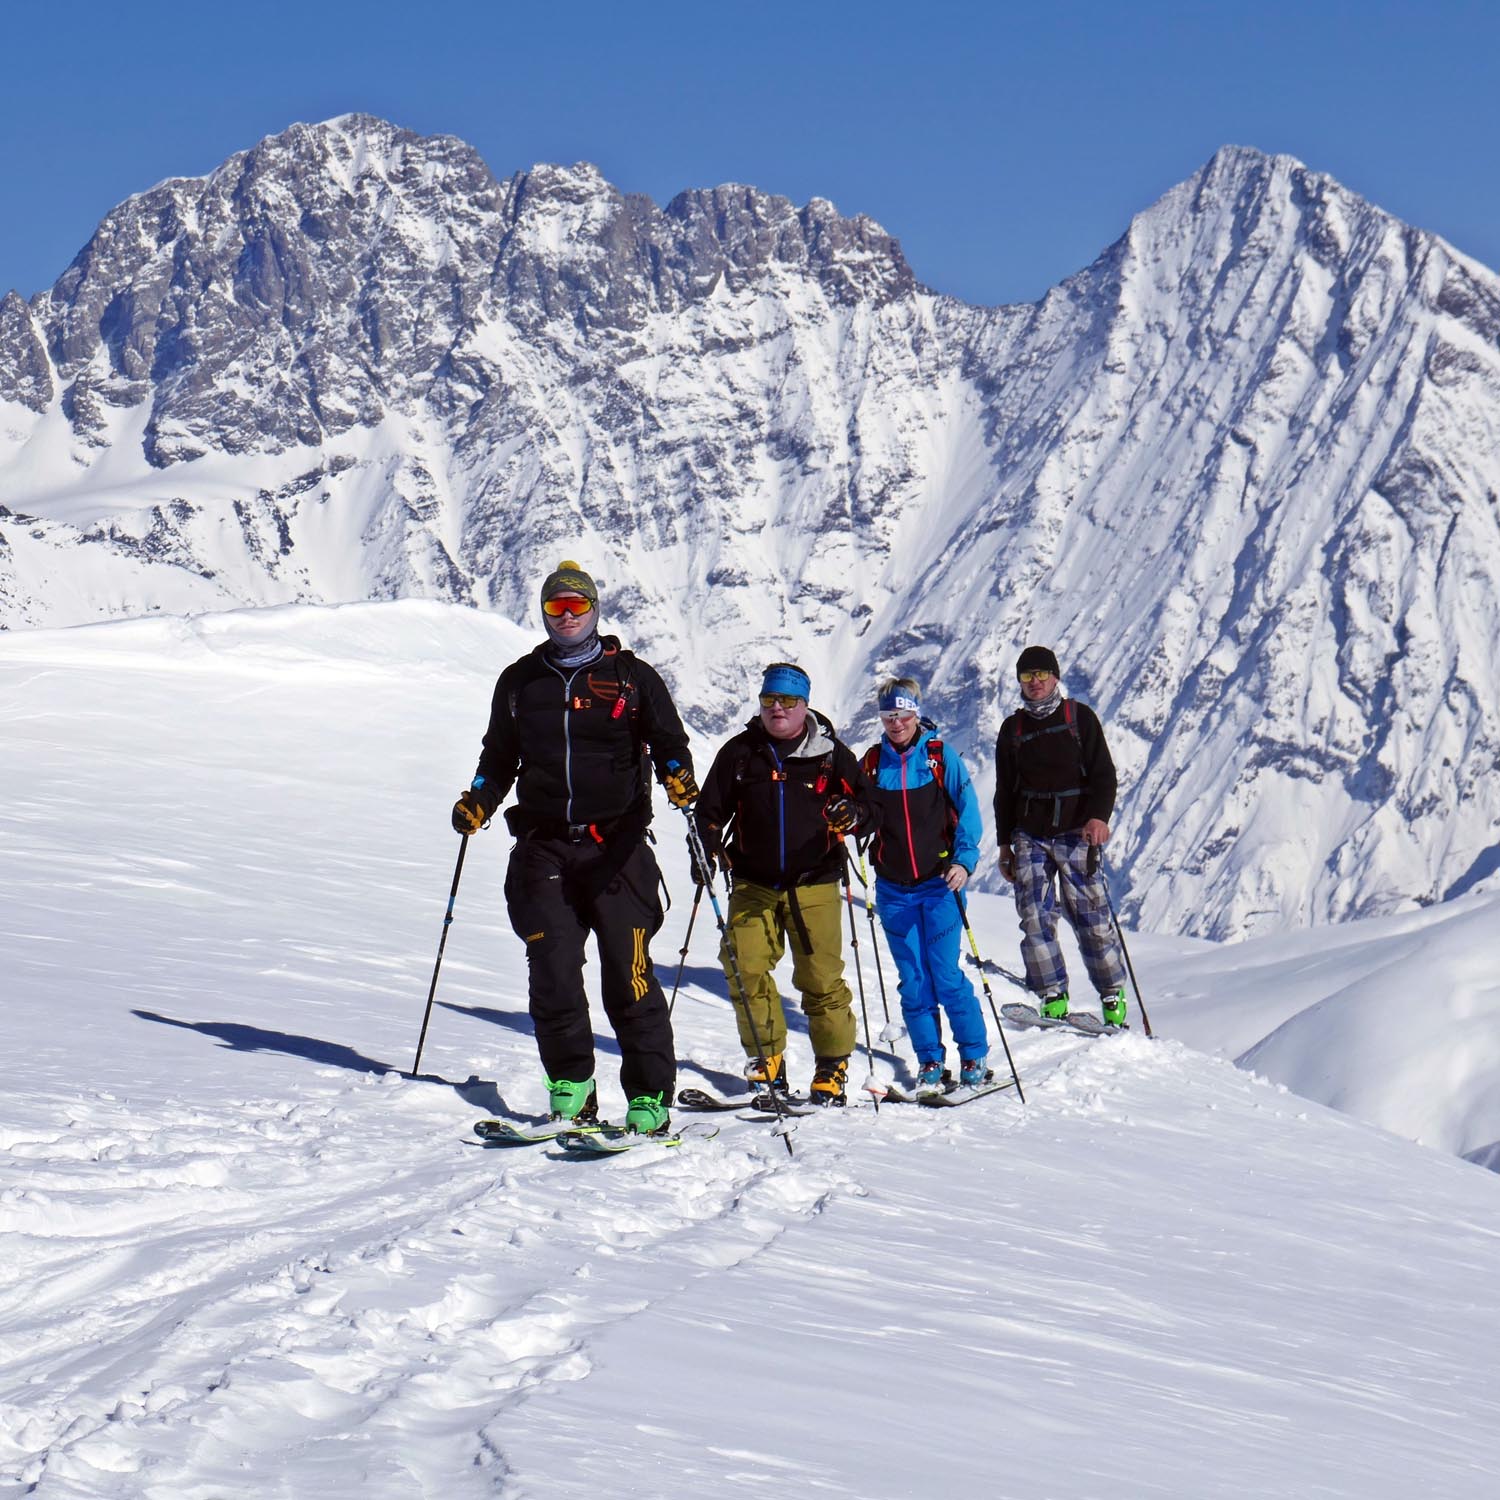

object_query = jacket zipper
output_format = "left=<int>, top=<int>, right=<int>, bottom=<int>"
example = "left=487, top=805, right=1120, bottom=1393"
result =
left=546, top=660, right=583, bottom=822
left=773, top=742, right=786, bottom=875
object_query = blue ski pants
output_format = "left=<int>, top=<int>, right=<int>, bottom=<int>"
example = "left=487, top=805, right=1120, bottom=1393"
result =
left=875, top=875, right=987, bottom=1064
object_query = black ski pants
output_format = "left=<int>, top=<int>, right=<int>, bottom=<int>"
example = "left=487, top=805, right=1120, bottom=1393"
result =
left=503, top=832, right=675, bottom=1100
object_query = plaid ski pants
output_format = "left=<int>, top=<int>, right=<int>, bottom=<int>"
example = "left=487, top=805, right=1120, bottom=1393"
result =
left=1011, top=830, right=1126, bottom=998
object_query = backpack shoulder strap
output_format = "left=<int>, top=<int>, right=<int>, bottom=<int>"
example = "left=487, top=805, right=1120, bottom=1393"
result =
left=603, top=645, right=639, bottom=724
left=733, top=741, right=755, bottom=780
left=861, top=744, right=881, bottom=779
left=814, top=749, right=836, bottom=795
left=926, top=738, right=946, bottom=782
left=924, top=737, right=960, bottom=832
left=1063, top=698, right=1081, bottom=744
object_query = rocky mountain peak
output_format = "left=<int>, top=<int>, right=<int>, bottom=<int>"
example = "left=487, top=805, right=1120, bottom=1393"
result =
left=0, top=115, right=918, bottom=468
left=0, top=291, right=50, bottom=411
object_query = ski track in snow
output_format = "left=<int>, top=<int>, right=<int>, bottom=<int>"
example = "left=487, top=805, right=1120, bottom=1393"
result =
left=0, top=1030, right=1095, bottom=1497
left=2, top=1072, right=862, bottom=1496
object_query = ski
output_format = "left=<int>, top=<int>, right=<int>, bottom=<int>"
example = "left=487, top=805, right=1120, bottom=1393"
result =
left=559, top=1122, right=718, bottom=1156
left=869, top=1068, right=951, bottom=1104
left=870, top=1080, right=938, bottom=1105
left=677, top=1086, right=809, bottom=1112
left=873, top=1075, right=1016, bottom=1107
left=472, top=1118, right=604, bottom=1147
left=1001, top=1002, right=1127, bottom=1038
left=917, top=1078, right=1018, bottom=1107
left=965, top=953, right=1031, bottom=990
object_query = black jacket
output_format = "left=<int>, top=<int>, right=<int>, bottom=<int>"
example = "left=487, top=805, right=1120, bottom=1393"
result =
left=694, top=711, right=878, bottom=889
left=994, top=698, right=1117, bottom=842
left=471, top=636, right=692, bottom=831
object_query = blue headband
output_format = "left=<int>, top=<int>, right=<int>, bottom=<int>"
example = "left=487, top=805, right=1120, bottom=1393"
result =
left=761, top=664, right=811, bottom=700
left=878, top=686, right=921, bottom=715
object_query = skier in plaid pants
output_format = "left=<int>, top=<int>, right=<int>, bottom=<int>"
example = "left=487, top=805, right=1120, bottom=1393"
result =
left=994, top=646, right=1128, bottom=1027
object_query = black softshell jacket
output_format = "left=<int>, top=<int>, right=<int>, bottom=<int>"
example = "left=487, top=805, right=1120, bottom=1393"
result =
left=993, top=698, right=1117, bottom=842
left=694, top=711, right=878, bottom=889
left=471, top=636, right=691, bottom=827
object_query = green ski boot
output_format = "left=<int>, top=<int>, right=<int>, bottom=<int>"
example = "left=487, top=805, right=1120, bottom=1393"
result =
left=547, top=1076, right=599, bottom=1123
left=1039, top=992, right=1070, bottom=1021
left=1101, top=990, right=1128, bottom=1028
left=625, top=1092, right=671, bottom=1135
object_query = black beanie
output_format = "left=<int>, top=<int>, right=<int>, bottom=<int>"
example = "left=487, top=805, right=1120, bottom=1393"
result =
left=1016, top=645, right=1060, bottom=678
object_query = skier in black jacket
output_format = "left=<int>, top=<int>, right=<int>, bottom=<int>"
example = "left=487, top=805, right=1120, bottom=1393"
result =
left=693, top=663, right=878, bottom=1105
left=452, top=561, right=697, bottom=1135
left=994, top=645, right=1128, bottom=1027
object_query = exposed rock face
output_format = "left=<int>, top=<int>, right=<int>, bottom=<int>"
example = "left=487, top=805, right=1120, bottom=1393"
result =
left=0, top=291, right=52, bottom=411
left=3, top=121, right=1499, bottom=940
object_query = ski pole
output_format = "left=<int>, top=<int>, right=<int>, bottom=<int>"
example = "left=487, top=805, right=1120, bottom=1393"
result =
left=840, top=860, right=881, bottom=1109
left=679, top=808, right=796, bottom=1156
left=1089, top=846, right=1154, bottom=1039
left=410, top=834, right=469, bottom=1078
left=857, top=848, right=903, bottom=1043
left=667, top=881, right=703, bottom=1018
left=953, top=891, right=1026, bottom=1105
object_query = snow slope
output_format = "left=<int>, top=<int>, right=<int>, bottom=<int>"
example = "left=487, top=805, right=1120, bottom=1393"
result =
left=3, top=602, right=1499, bottom=1497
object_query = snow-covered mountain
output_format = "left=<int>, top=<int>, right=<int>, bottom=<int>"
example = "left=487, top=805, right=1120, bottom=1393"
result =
left=3, top=115, right=1499, bottom=941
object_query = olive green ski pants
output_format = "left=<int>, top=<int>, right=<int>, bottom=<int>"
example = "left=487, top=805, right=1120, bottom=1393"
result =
left=719, top=877, right=856, bottom=1062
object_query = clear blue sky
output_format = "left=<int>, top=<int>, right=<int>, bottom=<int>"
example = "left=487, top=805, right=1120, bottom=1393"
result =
left=4, top=0, right=1498, bottom=308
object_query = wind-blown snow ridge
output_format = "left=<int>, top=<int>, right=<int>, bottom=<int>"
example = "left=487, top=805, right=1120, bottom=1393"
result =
left=3, top=122, right=1500, bottom=940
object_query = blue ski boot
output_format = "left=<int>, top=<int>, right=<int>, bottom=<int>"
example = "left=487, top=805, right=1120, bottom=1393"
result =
left=959, top=1056, right=991, bottom=1088
left=914, top=1059, right=946, bottom=1097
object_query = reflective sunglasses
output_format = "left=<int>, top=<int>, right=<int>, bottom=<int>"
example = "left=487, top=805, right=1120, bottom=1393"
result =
left=759, top=693, right=804, bottom=709
left=1018, top=669, right=1055, bottom=684
left=542, top=596, right=594, bottom=617
left=879, top=709, right=917, bottom=724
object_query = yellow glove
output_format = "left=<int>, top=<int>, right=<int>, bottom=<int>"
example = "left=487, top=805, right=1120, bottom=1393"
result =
left=662, top=762, right=699, bottom=809
left=452, top=789, right=489, bottom=835
left=822, top=796, right=860, bottom=834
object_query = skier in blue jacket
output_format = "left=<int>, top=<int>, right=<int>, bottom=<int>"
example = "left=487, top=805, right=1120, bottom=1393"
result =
left=860, top=677, right=989, bottom=1095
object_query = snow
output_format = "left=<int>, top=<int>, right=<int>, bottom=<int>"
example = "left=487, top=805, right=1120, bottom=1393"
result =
left=4, top=600, right=1500, bottom=1497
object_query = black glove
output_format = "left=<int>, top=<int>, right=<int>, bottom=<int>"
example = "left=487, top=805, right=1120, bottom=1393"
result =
left=822, top=796, right=861, bottom=835
left=688, top=830, right=723, bottom=885
left=452, top=788, right=490, bottom=835
left=662, top=762, right=699, bottom=809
